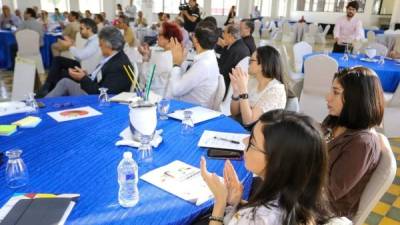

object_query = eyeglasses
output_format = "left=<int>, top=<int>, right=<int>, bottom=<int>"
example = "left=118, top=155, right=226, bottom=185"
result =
left=245, top=133, right=267, bottom=155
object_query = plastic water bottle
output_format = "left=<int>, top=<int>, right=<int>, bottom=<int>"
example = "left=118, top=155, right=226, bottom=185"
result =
left=118, top=152, right=139, bottom=208
left=181, top=110, right=194, bottom=135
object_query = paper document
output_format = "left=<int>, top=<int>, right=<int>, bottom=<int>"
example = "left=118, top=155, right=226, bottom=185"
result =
left=198, top=130, right=249, bottom=151
left=140, top=160, right=216, bottom=206
left=47, top=106, right=102, bottom=122
left=167, top=106, right=222, bottom=124
left=110, top=92, right=141, bottom=103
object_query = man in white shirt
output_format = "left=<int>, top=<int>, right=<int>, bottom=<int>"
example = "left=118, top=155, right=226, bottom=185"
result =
left=125, top=0, right=137, bottom=23
left=168, top=20, right=220, bottom=108
left=333, top=1, right=364, bottom=53
left=37, top=18, right=100, bottom=97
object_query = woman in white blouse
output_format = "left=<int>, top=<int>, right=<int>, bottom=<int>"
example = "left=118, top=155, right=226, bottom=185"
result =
left=201, top=110, right=338, bottom=225
left=230, top=45, right=287, bottom=126
left=138, top=22, right=183, bottom=96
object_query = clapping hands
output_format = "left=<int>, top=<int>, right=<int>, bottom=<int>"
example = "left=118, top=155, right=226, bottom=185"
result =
left=170, top=37, right=185, bottom=66
left=200, top=156, right=243, bottom=206
left=229, top=67, right=249, bottom=96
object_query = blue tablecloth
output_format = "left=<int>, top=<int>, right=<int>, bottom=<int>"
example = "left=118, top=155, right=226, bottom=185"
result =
left=0, top=96, right=252, bottom=225
left=364, top=29, right=385, bottom=37
left=0, top=30, right=61, bottom=70
left=304, top=53, right=400, bottom=93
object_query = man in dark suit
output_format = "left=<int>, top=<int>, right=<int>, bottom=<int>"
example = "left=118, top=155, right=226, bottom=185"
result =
left=46, top=26, right=133, bottom=97
left=215, top=24, right=250, bottom=98
left=240, top=19, right=256, bottom=54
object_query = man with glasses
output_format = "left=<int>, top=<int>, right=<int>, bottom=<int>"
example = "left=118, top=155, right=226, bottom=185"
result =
left=333, top=1, right=364, bottom=53
left=38, top=18, right=100, bottom=97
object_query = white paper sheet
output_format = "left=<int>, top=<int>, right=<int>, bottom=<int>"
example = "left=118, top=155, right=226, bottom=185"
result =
left=198, top=130, right=250, bottom=151
left=167, top=106, right=222, bottom=124
left=140, top=160, right=216, bottom=206
left=47, top=106, right=102, bottom=122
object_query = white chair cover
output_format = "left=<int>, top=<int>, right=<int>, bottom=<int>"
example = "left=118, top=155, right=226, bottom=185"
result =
left=383, top=84, right=400, bottom=137
left=299, top=54, right=338, bottom=122
left=15, top=29, right=44, bottom=74
left=352, top=133, right=397, bottom=225
left=362, top=42, right=389, bottom=56
left=11, top=57, right=36, bottom=101
left=293, top=41, right=312, bottom=73
left=211, top=74, right=226, bottom=111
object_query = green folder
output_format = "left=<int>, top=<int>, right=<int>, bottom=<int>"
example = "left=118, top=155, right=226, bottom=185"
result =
left=0, top=125, right=17, bottom=136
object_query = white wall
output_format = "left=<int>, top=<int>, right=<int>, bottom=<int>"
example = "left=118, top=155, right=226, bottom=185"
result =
left=288, top=0, right=391, bottom=27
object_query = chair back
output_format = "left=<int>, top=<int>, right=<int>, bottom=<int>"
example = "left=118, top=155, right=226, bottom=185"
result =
left=15, top=29, right=40, bottom=56
left=299, top=54, right=338, bottom=122
left=352, top=133, right=397, bottom=225
left=367, top=30, right=376, bottom=43
left=323, top=25, right=331, bottom=36
left=211, top=74, right=226, bottom=111
left=308, top=23, right=318, bottom=34
left=293, top=41, right=312, bottom=73
left=285, top=97, right=299, bottom=112
left=11, top=57, right=36, bottom=101
left=363, top=42, right=389, bottom=56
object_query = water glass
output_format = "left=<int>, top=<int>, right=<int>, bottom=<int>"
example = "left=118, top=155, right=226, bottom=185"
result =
left=181, top=110, right=194, bottom=135
left=158, top=99, right=170, bottom=120
left=0, top=80, right=9, bottom=100
left=378, top=55, right=385, bottom=65
left=5, top=149, right=29, bottom=188
left=25, top=93, right=38, bottom=114
left=98, top=87, right=110, bottom=107
left=137, top=134, right=153, bottom=165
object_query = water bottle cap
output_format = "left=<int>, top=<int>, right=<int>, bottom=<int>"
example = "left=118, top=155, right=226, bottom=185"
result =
left=123, top=151, right=132, bottom=159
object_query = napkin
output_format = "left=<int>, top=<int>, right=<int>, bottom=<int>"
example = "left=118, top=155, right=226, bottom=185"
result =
left=116, top=127, right=163, bottom=148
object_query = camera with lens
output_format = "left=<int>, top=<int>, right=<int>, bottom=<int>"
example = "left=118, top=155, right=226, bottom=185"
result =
left=179, top=0, right=190, bottom=11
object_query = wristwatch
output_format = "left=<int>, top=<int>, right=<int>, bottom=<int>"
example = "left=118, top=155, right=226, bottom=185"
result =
left=238, top=93, right=249, bottom=100
left=231, top=95, right=240, bottom=101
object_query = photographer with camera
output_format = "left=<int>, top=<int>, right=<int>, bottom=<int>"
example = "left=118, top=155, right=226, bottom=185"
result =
left=179, top=0, right=200, bottom=33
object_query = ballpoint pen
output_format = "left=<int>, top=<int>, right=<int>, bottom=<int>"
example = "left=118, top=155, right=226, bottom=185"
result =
left=213, top=136, right=240, bottom=144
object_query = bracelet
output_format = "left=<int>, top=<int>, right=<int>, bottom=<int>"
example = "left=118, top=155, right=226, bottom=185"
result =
left=231, top=95, right=240, bottom=101
left=209, top=215, right=224, bottom=223
left=238, top=93, right=248, bottom=100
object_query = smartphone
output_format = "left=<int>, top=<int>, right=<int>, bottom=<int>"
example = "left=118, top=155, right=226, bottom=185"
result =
left=207, top=148, right=243, bottom=160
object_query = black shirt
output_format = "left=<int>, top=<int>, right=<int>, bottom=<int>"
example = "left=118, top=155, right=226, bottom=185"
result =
left=242, top=35, right=256, bottom=54
left=183, top=6, right=200, bottom=33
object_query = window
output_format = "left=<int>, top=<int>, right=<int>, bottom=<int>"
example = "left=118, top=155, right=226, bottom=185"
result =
left=211, top=0, right=239, bottom=16
left=278, top=0, right=288, bottom=17
left=253, top=0, right=272, bottom=17
left=80, top=0, right=102, bottom=13
left=295, top=0, right=366, bottom=12
left=40, top=0, right=69, bottom=12
left=152, top=0, right=204, bottom=14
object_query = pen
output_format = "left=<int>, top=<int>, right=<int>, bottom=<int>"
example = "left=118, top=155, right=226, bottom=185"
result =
left=213, top=136, right=240, bottom=144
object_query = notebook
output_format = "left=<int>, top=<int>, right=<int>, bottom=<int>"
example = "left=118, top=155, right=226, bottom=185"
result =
left=140, top=160, right=216, bottom=206
left=198, top=130, right=249, bottom=151
left=0, top=194, right=79, bottom=225
left=167, top=106, right=223, bottom=124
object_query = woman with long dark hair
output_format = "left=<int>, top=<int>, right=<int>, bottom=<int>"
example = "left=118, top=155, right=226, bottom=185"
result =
left=201, top=110, right=336, bottom=225
left=230, top=45, right=287, bottom=126
left=323, top=66, right=384, bottom=218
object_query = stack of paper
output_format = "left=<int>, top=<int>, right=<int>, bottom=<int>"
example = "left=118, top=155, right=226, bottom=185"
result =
left=110, top=92, right=141, bottom=103
left=12, top=116, right=41, bottom=128
left=0, top=125, right=17, bottom=136
left=198, top=130, right=250, bottom=151
left=141, top=160, right=216, bottom=206
left=167, top=106, right=223, bottom=124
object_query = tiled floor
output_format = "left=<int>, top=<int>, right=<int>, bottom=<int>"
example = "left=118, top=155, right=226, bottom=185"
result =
left=365, top=138, right=400, bottom=225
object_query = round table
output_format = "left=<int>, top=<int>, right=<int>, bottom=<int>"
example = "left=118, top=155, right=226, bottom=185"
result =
left=0, top=95, right=252, bottom=225
left=304, top=52, right=400, bottom=93
left=0, top=30, right=61, bottom=70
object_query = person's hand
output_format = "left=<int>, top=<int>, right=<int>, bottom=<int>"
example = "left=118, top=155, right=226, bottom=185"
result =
left=389, top=50, right=400, bottom=59
left=223, top=160, right=243, bottom=206
left=200, top=156, right=228, bottom=205
left=217, top=38, right=226, bottom=48
left=68, top=66, right=87, bottom=81
left=59, top=35, right=74, bottom=48
left=138, top=43, right=151, bottom=62
left=229, top=69, right=240, bottom=96
left=170, top=37, right=185, bottom=66
left=230, top=67, right=248, bottom=94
